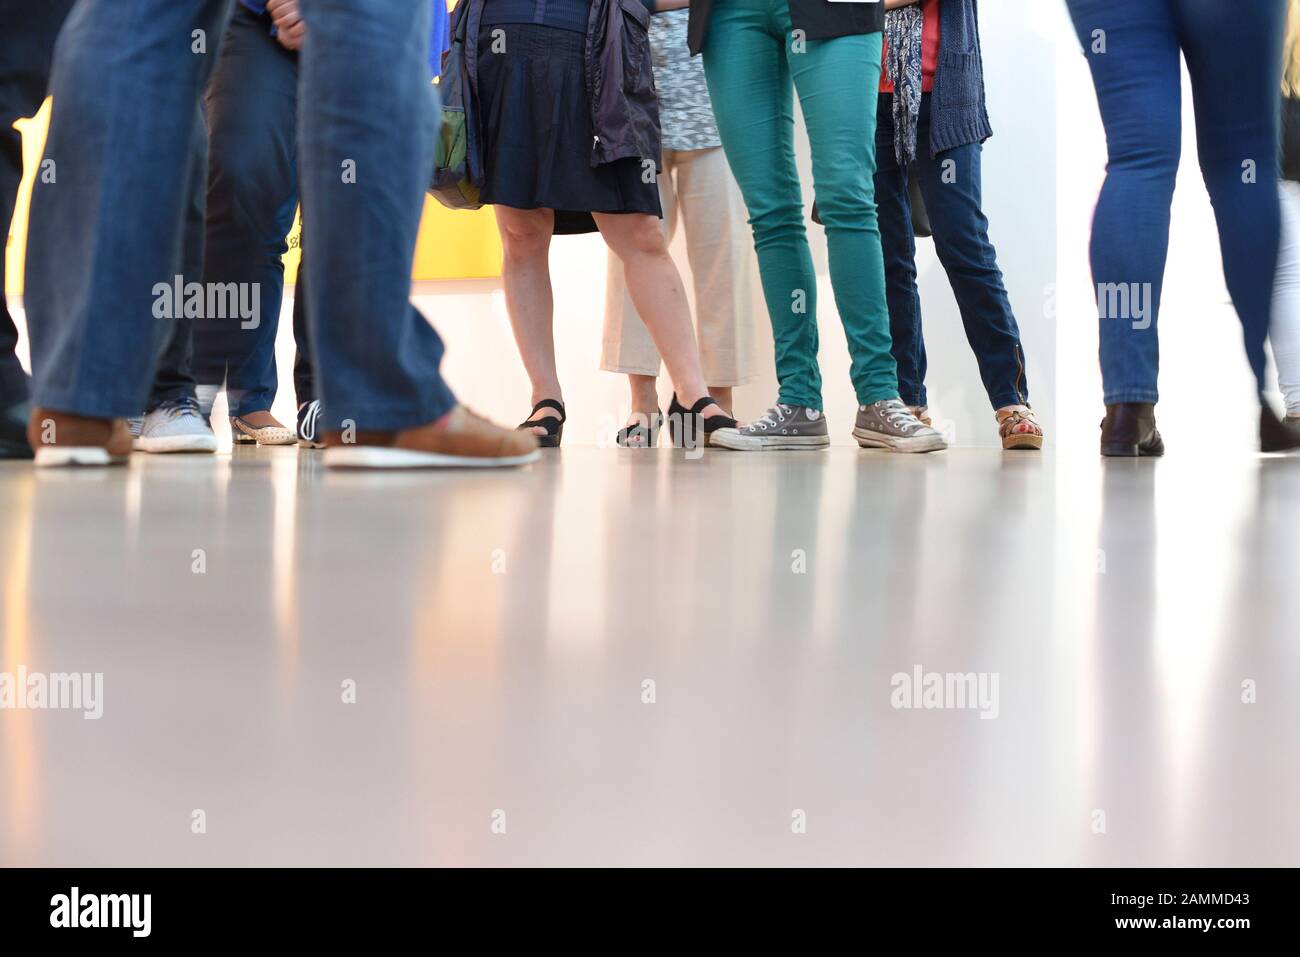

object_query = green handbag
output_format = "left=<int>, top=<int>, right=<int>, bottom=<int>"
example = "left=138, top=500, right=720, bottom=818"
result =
left=429, top=2, right=483, bottom=210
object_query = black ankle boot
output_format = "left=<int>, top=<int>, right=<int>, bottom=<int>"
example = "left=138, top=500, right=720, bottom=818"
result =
left=1100, top=403, right=1164, bottom=457
left=1260, top=403, right=1300, bottom=453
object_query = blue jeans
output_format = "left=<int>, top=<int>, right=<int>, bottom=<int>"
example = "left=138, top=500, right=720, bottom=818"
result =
left=25, top=0, right=453, bottom=432
left=193, top=4, right=312, bottom=416
left=146, top=115, right=207, bottom=412
left=0, top=0, right=76, bottom=409
left=1066, top=0, right=1284, bottom=403
left=876, top=93, right=1029, bottom=410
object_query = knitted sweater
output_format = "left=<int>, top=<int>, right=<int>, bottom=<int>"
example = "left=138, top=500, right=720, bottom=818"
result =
left=928, top=0, right=994, bottom=156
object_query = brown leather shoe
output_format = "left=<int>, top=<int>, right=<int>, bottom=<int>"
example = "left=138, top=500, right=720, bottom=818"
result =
left=322, top=405, right=540, bottom=469
left=27, top=409, right=133, bottom=467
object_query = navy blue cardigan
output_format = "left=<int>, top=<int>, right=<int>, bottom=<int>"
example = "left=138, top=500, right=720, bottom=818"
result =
left=929, top=0, right=994, bottom=156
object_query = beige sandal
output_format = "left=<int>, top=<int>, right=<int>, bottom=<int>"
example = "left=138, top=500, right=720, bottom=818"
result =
left=996, top=406, right=1043, bottom=450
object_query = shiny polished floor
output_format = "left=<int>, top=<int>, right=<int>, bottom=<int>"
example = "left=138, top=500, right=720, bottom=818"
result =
left=0, top=446, right=1297, bottom=867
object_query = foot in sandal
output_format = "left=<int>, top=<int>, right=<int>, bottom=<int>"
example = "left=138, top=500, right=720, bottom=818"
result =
left=996, top=405, right=1043, bottom=450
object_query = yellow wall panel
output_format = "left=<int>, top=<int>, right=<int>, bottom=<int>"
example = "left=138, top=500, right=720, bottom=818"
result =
left=6, top=98, right=500, bottom=295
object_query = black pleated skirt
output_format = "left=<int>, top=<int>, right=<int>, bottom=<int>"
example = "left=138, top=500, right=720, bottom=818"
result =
left=476, top=22, right=661, bottom=235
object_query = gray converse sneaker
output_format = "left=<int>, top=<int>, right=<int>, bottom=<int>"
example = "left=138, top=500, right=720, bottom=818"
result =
left=710, top=402, right=830, bottom=451
left=134, top=396, right=218, bottom=453
left=853, top=398, right=947, bottom=453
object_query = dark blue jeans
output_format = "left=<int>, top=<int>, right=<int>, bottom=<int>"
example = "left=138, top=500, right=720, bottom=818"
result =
left=146, top=116, right=207, bottom=412
left=876, top=93, right=1029, bottom=410
left=1066, top=0, right=1284, bottom=403
left=0, top=0, right=76, bottom=409
left=194, top=4, right=314, bottom=416
left=25, top=0, right=452, bottom=432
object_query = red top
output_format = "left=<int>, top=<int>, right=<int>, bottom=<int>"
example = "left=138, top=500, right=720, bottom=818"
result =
left=880, top=0, right=942, bottom=94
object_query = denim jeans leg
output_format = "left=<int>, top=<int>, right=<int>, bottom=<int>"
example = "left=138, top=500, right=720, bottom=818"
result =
left=875, top=101, right=927, bottom=409
left=148, top=115, right=209, bottom=411
left=25, top=0, right=236, bottom=418
left=297, top=0, right=455, bottom=431
left=1065, top=0, right=1180, bottom=404
left=913, top=100, right=1029, bottom=409
left=195, top=5, right=300, bottom=418
left=291, top=245, right=315, bottom=407
left=0, top=0, right=78, bottom=408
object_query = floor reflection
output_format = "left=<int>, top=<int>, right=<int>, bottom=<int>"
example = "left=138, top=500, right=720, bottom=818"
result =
left=0, top=447, right=1296, bottom=865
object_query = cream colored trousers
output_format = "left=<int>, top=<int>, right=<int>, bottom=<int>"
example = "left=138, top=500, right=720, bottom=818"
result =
left=601, top=146, right=757, bottom=386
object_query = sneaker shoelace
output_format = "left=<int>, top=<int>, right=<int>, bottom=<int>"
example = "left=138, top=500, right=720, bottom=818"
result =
left=880, top=399, right=923, bottom=433
left=156, top=396, right=203, bottom=420
left=750, top=403, right=793, bottom=432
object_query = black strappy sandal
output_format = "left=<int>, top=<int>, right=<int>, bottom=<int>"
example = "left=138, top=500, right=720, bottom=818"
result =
left=616, top=410, right=663, bottom=448
left=517, top=399, right=566, bottom=448
left=666, top=394, right=737, bottom=449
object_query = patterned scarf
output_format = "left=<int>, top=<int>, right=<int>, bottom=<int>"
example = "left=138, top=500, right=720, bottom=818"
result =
left=884, top=5, right=925, bottom=169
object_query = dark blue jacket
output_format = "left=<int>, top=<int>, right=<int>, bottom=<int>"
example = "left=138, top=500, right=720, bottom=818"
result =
left=239, top=0, right=450, bottom=74
left=928, top=0, right=993, bottom=156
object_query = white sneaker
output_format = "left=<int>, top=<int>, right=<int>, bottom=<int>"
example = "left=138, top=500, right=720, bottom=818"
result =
left=134, top=396, right=218, bottom=453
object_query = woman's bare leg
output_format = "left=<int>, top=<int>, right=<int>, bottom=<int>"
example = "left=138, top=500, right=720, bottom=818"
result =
left=495, top=206, right=561, bottom=435
left=594, top=212, right=722, bottom=419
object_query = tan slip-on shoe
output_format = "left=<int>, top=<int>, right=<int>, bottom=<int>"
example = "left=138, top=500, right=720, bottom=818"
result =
left=230, top=414, right=297, bottom=446
left=322, top=405, right=540, bottom=469
left=28, top=409, right=133, bottom=467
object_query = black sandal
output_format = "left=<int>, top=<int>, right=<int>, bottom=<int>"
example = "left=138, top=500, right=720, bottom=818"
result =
left=517, top=399, right=566, bottom=448
left=616, top=410, right=662, bottom=448
left=666, top=394, right=736, bottom=449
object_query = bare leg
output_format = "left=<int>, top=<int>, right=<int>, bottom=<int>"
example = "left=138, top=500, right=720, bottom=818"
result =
left=594, top=212, right=722, bottom=420
left=709, top=386, right=734, bottom=415
left=627, top=373, right=659, bottom=413
left=496, top=206, right=561, bottom=435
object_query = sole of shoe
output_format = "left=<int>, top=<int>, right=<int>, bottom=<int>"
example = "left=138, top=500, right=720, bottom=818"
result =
left=853, top=428, right=947, bottom=453
left=709, top=431, right=830, bottom=451
left=298, top=439, right=326, bottom=450
left=323, top=446, right=541, bottom=469
left=134, top=434, right=218, bottom=454
left=1100, top=436, right=1165, bottom=457
left=34, top=446, right=129, bottom=468
left=1002, top=433, right=1044, bottom=451
left=252, top=431, right=297, bottom=447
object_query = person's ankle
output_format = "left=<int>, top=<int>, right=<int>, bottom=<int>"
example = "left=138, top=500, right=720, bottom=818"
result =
left=708, top=387, right=733, bottom=413
left=529, top=391, right=563, bottom=414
